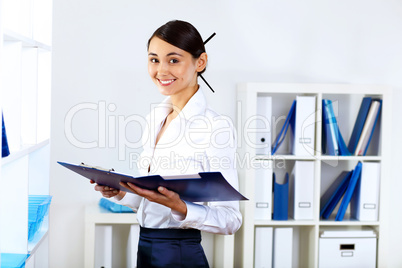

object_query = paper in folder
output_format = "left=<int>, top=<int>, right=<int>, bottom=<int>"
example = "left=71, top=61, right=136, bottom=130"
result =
left=58, top=161, right=248, bottom=202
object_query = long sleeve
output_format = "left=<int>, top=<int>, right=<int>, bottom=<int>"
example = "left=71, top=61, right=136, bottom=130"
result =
left=113, top=192, right=143, bottom=212
left=169, top=114, right=242, bottom=235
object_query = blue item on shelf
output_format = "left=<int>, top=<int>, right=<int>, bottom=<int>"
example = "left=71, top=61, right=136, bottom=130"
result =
left=28, top=195, right=52, bottom=241
left=348, top=97, right=372, bottom=154
left=2, top=112, right=10, bottom=158
left=99, top=198, right=134, bottom=213
left=336, top=162, right=363, bottom=221
left=320, top=170, right=353, bottom=219
left=361, top=99, right=382, bottom=156
left=271, top=100, right=296, bottom=155
left=272, top=173, right=289, bottom=220
left=322, top=99, right=351, bottom=156
left=0, top=253, right=29, bottom=268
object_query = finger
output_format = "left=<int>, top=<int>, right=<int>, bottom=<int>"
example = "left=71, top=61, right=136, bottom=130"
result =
left=158, top=186, right=176, bottom=199
left=120, top=182, right=138, bottom=194
left=127, top=182, right=154, bottom=196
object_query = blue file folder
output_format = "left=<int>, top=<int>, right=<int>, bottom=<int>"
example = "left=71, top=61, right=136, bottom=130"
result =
left=335, top=162, right=362, bottom=221
left=2, top=113, right=10, bottom=158
left=58, top=161, right=248, bottom=202
left=320, top=170, right=353, bottom=219
left=271, top=100, right=296, bottom=155
left=361, top=99, right=382, bottom=156
left=348, top=97, right=372, bottom=154
left=273, top=173, right=289, bottom=220
left=322, top=99, right=339, bottom=155
left=322, top=100, right=351, bottom=156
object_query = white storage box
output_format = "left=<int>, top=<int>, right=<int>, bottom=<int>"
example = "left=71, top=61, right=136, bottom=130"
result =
left=318, top=228, right=377, bottom=268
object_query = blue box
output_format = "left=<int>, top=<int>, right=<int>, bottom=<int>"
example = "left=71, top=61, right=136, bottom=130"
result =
left=99, top=198, right=134, bottom=213
left=0, top=253, right=29, bottom=268
left=28, top=195, right=52, bottom=241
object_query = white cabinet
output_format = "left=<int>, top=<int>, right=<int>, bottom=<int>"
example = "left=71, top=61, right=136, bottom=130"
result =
left=234, top=83, right=392, bottom=267
left=85, top=205, right=235, bottom=268
left=0, top=0, right=52, bottom=266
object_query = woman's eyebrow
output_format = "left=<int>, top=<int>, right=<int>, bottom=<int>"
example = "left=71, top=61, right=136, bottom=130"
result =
left=148, top=52, right=183, bottom=57
left=166, top=52, right=183, bottom=57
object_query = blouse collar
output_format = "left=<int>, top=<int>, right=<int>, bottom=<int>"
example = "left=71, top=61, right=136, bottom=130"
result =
left=151, top=86, right=207, bottom=125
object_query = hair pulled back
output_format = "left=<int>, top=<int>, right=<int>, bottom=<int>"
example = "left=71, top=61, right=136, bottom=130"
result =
left=148, top=20, right=207, bottom=75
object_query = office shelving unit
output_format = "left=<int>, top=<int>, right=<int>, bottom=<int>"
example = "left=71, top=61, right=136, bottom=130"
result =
left=234, top=83, right=391, bottom=267
left=0, top=0, right=52, bottom=266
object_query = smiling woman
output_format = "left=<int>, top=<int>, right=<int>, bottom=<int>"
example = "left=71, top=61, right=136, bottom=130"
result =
left=147, top=36, right=207, bottom=102
left=91, top=20, right=242, bottom=268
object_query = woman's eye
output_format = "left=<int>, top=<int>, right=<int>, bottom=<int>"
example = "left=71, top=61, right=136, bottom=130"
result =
left=170, top=59, right=179, bottom=64
left=150, top=58, right=159, bottom=63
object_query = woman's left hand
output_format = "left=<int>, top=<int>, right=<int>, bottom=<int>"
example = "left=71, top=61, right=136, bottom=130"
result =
left=120, top=182, right=187, bottom=216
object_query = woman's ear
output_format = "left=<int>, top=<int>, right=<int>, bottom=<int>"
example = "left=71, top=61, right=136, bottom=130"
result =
left=196, top=52, right=208, bottom=73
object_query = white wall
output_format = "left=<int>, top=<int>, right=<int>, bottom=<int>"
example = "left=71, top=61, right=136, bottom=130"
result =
left=51, top=0, right=402, bottom=267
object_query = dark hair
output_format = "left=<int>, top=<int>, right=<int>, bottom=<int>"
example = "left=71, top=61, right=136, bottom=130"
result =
left=148, top=20, right=207, bottom=75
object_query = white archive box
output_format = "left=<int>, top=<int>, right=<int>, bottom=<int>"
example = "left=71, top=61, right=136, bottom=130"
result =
left=318, top=227, right=377, bottom=268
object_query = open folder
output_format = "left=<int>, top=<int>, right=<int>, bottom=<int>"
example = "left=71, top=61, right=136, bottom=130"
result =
left=58, top=161, right=248, bottom=202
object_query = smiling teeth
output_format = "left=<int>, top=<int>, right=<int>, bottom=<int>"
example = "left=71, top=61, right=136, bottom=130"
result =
left=159, top=79, right=174, bottom=84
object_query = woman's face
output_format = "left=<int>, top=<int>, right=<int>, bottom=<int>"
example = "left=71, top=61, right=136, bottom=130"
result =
left=148, top=37, right=205, bottom=98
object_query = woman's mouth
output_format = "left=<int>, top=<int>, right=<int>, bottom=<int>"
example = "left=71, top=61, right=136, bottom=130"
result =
left=158, top=79, right=175, bottom=86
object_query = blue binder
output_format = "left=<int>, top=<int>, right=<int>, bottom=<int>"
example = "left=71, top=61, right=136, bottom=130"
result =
left=348, top=97, right=372, bottom=154
left=320, top=170, right=353, bottom=219
left=272, top=173, right=289, bottom=220
left=335, top=162, right=362, bottom=221
left=322, top=100, right=351, bottom=156
left=362, top=99, right=382, bottom=156
left=322, top=100, right=339, bottom=155
left=271, top=100, right=296, bottom=155
left=2, top=113, right=10, bottom=158
left=332, top=121, right=351, bottom=157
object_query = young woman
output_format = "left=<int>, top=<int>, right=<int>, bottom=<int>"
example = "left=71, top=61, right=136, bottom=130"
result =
left=93, top=20, right=242, bottom=267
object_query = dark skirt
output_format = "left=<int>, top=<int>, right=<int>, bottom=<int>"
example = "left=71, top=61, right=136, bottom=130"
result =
left=137, top=227, right=209, bottom=268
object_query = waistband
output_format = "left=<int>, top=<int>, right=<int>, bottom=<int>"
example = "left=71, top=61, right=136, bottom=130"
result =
left=140, top=226, right=201, bottom=239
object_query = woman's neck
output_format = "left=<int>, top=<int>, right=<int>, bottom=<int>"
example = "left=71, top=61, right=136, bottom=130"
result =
left=169, top=84, right=199, bottom=118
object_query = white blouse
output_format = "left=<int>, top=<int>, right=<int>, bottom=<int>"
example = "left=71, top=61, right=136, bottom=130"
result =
left=114, top=87, right=242, bottom=235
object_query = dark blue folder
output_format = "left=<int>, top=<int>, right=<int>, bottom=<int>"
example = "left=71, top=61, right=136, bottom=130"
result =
left=348, top=97, right=372, bottom=154
left=335, top=162, right=362, bottom=221
left=271, top=100, right=296, bottom=155
left=272, top=172, right=289, bottom=220
left=320, top=170, right=353, bottom=219
left=2, top=113, right=10, bottom=158
left=58, top=161, right=248, bottom=202
left=362, top=99, right=382, bottom=156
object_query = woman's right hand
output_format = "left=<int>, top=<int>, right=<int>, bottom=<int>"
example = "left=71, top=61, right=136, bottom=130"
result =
left=90, top=180, right=126, bottom=200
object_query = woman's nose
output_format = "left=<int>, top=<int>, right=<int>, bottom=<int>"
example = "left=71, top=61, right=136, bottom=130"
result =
left=157, top=62, right=169, bottom=75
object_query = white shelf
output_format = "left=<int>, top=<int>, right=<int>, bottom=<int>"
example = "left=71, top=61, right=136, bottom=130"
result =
left=28, top=228, right=49, bottom=254
left=255, top=220, right=316, bottom=226
left=235, top=83, right=392, bottom=268
left=255, top=154, right=382, bottom=161
left=255, top=154, right=316, bottom=160
left=3, top=29, right=51, bottom=50
left=320, top=155, right=382, bottom=161
left=319, top=220, right=380, bottom=226
left=0, top=0, right=52, bottom=265
left=1, top=139, right=50, bottom=166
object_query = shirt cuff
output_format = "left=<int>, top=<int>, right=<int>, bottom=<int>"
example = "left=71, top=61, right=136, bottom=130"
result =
left=112, top=193, right=141, bottom=210
left=171, top=201, right=207, bottom=229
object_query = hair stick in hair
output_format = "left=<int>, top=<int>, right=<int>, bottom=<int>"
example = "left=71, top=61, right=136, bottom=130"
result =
left=203, top=32, right=216, bottom=45
left=200, top=74, right=215, bottom=93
